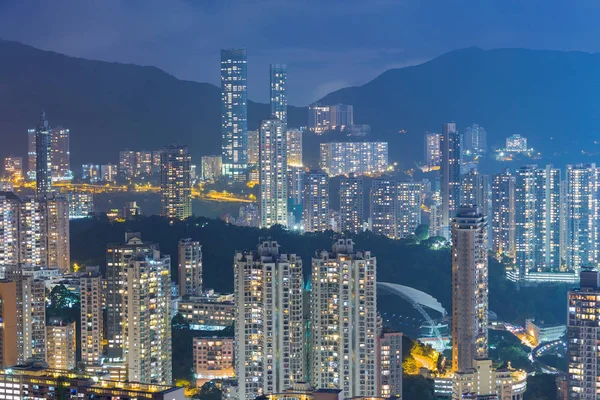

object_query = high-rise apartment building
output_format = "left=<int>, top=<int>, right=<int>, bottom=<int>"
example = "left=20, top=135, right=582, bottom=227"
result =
left=27, top=128, right=36, bottom=180
left=378, top=332, right=403, bottom=398
left=135, top=151, right=153, bottom=176
left=43, top=194, right=70, bottom=272
left=287, top=129, right=303, bottom=167
left=370, top=181, right=422, bottom=239
left=302, top=171, right=329, bottom=232
left=340, top=177, right=364, bottom=233
left=234, top=241, right=304, bottom=400
left=118, top=151, right=136, bottom=179
left=101, top=164, right=117, bottom=182
left=67, top=192, right=94, bottom=219
left=247, top=130, right=260, bottom=166
left=80, top=266, right=103, bottom=366
left=0, top=280, right=18, bottom=368
left=397, top=182, right=423, bottom=239
left=460, top=170, right=489, bottom=215
left=46, top=318, right=76, bottom=370
left=506, top=135, right=528, bottom=153
left=491, top=171, right=515, bottom=260
left=152, top=150, right=163, bottom=174
left=3, top=157, right=23, bottom=181
left=49, top=127, right=70, bottom=181
left=320, top=142, right=388, bottom=177
left=308, top=104, right=354, bottom=133
left=35, top=112, right=52, bottom=199
left=440, top=122, right=460, bottom=238
left=514, top=165, right=561, bottom=278
left=221, top=48, right=248, bottom=182
left=201, top=155, right=223, bottom=181
left=565, top=164, right=599, bottom=273
left=463, top=124, right=487, bottom=155
left=178, top=238, right=202, bottom=297
left=287, top=166, right=305, bottom=207
left=105, top=233, right=160, bottom=358
left=82, top=164, right=101, bottom=182
left=451, top=207, right=488, bottom=373
left=5, top=268, right=46, bottom=364
left=270, top=64, right=287, bottom=127
left=160, top=144, right=192, bottom=220
left=123, top=248, right=172, bottom=384
left=429, top=191, right=443, bottom=238
left=567, top=269, right=600, bottom=399
left=259, top=118, right=288, bottom=228
left=370, top=180, right=397, bottom=239
left=424, top=132, right=441, bottom=168
left=310, top=239, right=377, bottom=398
left=193, top=337, right=235, bottom=386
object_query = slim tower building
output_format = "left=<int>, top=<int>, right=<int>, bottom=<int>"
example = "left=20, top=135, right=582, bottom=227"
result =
left=302, top=171, right=329, bottom=232
left=440, top=123, right=460, bottom=238
left=396, top=182, right=422, bottom=239
left=491, top=171, right=515, bottom=260
left=46, top=318, right=76, bottom=370
left=80, top=266, right=103, bottom=366
left=178, top=238, right=202, bottom=297
left=286, top=129, right=303, bottom=167
left=310, top=239, right=378, bottom=398
left=270, top=64, right=287, bottom=128
left=340, top=177, right=364, bottom=233
left=370, top=180, right=397, bottom=239
left=451, top=207, right=488, bottom=373
left=49, top=127, right=70, bottom=181
left=234, top=241, right=304, bottom=400
left=565, top=164, right=599, bottom=273
left=567, top=269, right=600, bottom=398
left=35, top=112, right=52, bottom=199
left=259, top=118, right=288, bottom=228
left=221, top=49, right=248, bottom=181
left=160, top=144, right=192, bottom=220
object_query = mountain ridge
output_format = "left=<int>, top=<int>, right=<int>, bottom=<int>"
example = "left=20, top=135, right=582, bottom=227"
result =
left=0, top=40, right=598, bottom=170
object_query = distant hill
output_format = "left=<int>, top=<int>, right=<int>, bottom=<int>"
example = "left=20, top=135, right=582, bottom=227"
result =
left=0, top=41, right=599, bottom=170
left=319, top=47, right=600, bottom=167
left=0, top=40, right=305, bottom=167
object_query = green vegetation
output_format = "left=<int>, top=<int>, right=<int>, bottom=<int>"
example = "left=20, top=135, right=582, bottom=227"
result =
left=524, top=374, right=558, bottom=400
left=489, top=330, right=531, bottom=371
left=402, top=375, right=435, bottom=400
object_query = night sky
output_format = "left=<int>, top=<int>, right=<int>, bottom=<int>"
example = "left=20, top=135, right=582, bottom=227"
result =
left=0, top=0, right=596, bottom=105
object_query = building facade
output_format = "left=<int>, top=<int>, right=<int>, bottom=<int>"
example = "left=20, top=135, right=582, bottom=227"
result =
left=310, top=239, right=378, bottom=398
left=259, top=118, right=288, bottom=228
left=221, top=48, right=248, bottom=182
left=378, top=332, right=403, bottom=398
left=440, top=122, right=460, bottom=238
left=46, top=318, right=76, bottom=370
left=49, top=127, right=70, bottom=181
left=491, top=171, right=515, bottom=260
left=567, top=269, right=600, bottom=399
left=80, top=266, right=103, bottom=366
left=320, top=142, right=388, bottom=177
left=302, top=171, right=329, bottom=232
left=193, top=337, right=235, bottom=386
left=340, top=177, right=364, bottom=233
left=287, top=129, right=303, bottom=167
left=234, top=241, right=304, bottom=400
left=270, top=64, right=287, bottom=127
left=201, top=155, right=223, bottom=181
left=160, top=144, right=192, bottom=220
left=424, top=132, right=441, bottom=168
left=178, top=238, right=202, bottom=297
left=35, top=112, right=52, bottom=199
left=3, top=157, right=23, bottom=181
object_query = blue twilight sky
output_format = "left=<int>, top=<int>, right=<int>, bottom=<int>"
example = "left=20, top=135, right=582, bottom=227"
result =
left=0, top=0, right=598, bottom=105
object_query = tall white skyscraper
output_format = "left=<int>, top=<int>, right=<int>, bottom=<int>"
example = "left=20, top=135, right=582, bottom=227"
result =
left=451, top=207, right=488, bottom=373
left=310, top=238, right=377, bottom=398
left=286, top=129, right=303, bottom=167
left=160, top=144, right=192, bottom=220
left=105, top=233, right=160, bottom=359
left=221, top=49, right=248, bottom=182
left=270, top=64, right=287, bottom=127
left=567, top=269, right=600, bottom=398
left=340, top=177, right=364, bottom=233
left=123, top=249, right=172, bottom=384
left=424, top=132, right=441, bottom=168
left=514, top=165, right=561, bottom=278
left=440, top=122, right=460, bottom=238
left=234, top=241, right=304, bottom=400
left=80, top=266, right=103, bottom=366
left=565, top=164, right=599, bottom=273
left=396, top=182, right=423, bottom=239
left=178, top=238, right=202, bottom=297
left=259, top=118, right=288, bottom=228
left=302, top=171, right=329, bottom=232
left=491, top=170, right=515, bottom=260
